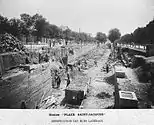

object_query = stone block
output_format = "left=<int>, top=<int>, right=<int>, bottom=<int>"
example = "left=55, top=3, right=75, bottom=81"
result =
left=119, top=91, right=138, bottom=108
left=65, top=89, right=84, bottom=105
left=116, top=71, right=125, bottom=78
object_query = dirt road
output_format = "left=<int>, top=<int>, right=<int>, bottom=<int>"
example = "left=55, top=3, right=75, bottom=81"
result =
left=82, top=48, right=114, bottom=109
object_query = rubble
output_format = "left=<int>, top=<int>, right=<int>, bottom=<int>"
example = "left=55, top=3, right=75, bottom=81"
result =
left=67, top=73, right=89, bottom=91
left=96, top=92, right=112, bottom=99
left=38, top=95, right=57, bottom=109
left=0, top=33, right=26, bottom=53
left=69, top=46, right=106, bottom=70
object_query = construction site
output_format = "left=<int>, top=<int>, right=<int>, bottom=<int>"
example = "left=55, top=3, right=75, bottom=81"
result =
left=1, top=32, right=154, bottom=109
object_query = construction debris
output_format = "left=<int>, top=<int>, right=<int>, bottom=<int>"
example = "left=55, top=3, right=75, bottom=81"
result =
left=38, top=95, right=57, bottom=109
left=0, top=33, right=26, bottom=53
left=96, top=92, right=112, bottom=99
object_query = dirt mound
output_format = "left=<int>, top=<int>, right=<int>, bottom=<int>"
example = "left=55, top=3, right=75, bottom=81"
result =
left=0, top=33, right=26, bottom=53
left=96, top=92, right=111, bottom=99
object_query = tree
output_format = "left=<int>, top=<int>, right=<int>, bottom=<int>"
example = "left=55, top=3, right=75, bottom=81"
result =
left=62, top=27, right=71, bottom=45
left=131, top=19, right=154, bottom=46
left=133, top=27, right=148, bottom=46
left=108, top=28, right=121, bottom=43
left=120, top=33, right=133, bottom=45
left=34, top=18, right=47, bottom=40
left=20, top=13, right=34, bottom=41
left=63, top=28, right=71, bottom=39
left=48, top=24, right=60, bottom=39
left=0, top=13, right=96, bottom=45
left=145, top=19, right=154, bottom=44
left=8, top=18, right=24, bottom=37
left=20, top=13, right=34, bottom=29
left=0, top=15, right=10, bottom=34
left=95, top=32, right=107, bottom=43
left=70, top=31, right=81, bottom=43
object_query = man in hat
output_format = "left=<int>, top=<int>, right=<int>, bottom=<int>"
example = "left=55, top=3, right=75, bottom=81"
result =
left=94, top=60, right=97, bottom=67
left=55, top=70, right=61, bottom=89
left=106, top=63, right=109, bottom=73
left=66, top=73, right=70, bottom=88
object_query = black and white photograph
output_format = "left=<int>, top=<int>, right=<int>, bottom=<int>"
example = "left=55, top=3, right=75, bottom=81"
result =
left=1, top=0, right=154, bottom=124
left=0, top=0, right=154, bottom=123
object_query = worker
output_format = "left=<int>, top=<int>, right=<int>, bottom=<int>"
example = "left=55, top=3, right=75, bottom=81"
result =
left=84, top=60, right=87, bottom=67
left=65, top=65, right=68, bottom=73
left=44, top=54, right=49, bottom=62
left=38, top=53, right=41, bottom=63
left=78, top=65, right=81, bottom=71
left=55, top=71, right=61, bottom=89
left=106, top=63, right=109, bottom=73
left=20, top=101, right=26, bottom=109
left=51, top=69, right=54, bottom=88
left=49, top=40, right=52, bottom=47
left=53, top=40, right=55, bottom=47
left=25, top=57, right=30, bottom=64
left=51, top=69, right=57, bottom=88
left=66, top=73, right=70, bottom=87
left=67, top=64, right=73, bottom=71
left=94, top=60, right=97, bottom=67
left=77, top=60, right=81, bottom=71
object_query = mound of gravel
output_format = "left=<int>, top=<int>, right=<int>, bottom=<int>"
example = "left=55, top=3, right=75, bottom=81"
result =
left=0, top=33, right=26, bottom=53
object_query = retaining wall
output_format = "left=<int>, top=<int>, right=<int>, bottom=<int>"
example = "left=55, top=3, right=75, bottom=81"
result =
left=0, top=52, right=26, bottom=74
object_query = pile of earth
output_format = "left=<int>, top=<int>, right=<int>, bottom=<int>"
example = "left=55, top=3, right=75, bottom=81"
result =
left=0, top=33, right=27, bottom=53
left=0, top=33, right=50, bottom=65
left=96, top=92, right=112, bottom=99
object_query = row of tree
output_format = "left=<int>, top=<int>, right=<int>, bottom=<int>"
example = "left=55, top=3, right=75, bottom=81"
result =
left=95, top=28, right=121, bottom=44
left=117, top=19, right=154, bottom=46
left=0, top=13, right=95, bottom=44
left=0, top=13, right=124, bottom=45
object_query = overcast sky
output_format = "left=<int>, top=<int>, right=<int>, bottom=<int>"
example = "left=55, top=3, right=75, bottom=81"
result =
left=0, top=0, right=154, bottom=36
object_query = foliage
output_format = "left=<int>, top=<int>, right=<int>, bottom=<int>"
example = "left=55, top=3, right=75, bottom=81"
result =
left=125, top=19, right=154, bottom=45
left=8, top=18, right=24, bottom=37
left=119, top=33, right=133, bottom=45
left=0, top=13, right=95, bottom=44
left=95, top=32, right=107, bottom=43
left=119, top=18, right=154, bottom=46
left=133, top=27, right=148, bottom=45
left=0, top=15, right=10, bottom=34
left=108, top=28, right=121, bottom=43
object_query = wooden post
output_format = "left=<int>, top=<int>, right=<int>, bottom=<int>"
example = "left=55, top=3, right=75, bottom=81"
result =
left=112, top=44, right=119, bottom=108
left=113, top=66, right=119, bottom=109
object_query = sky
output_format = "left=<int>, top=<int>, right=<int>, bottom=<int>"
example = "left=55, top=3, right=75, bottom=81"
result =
left=0, top=0, right=154, bottom=36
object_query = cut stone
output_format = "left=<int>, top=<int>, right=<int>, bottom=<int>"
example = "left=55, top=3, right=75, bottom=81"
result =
left=119, top=90, right=138, bottom=108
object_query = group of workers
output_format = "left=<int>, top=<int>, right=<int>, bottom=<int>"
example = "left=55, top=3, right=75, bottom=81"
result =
left=51, top=65, right=71, bottom=89
left=50, top=56, right=110, bottom=89
left=51, top=58, right=87, bottom=89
